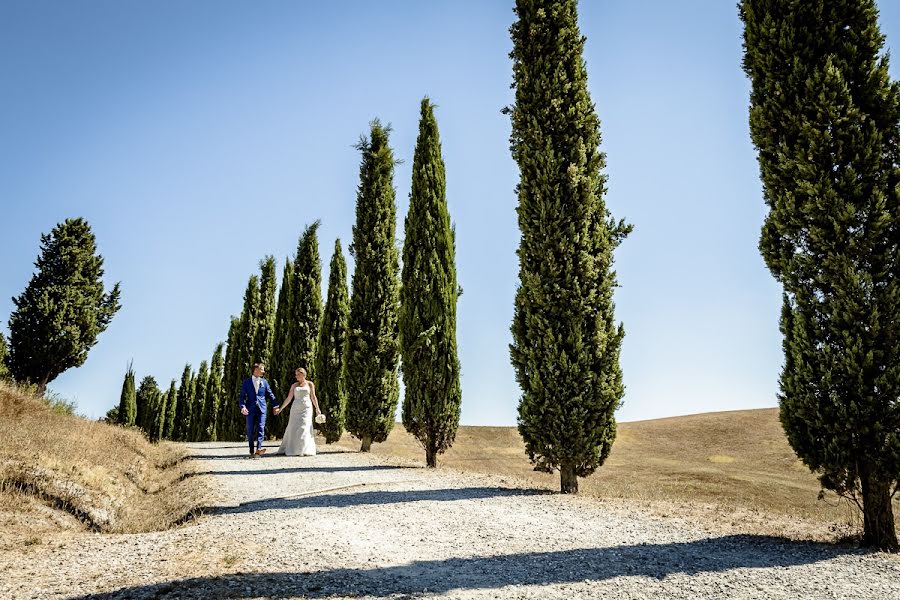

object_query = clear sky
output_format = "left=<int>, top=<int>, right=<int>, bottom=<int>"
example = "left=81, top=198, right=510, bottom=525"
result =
left=1, top=1, right=898, bottom=425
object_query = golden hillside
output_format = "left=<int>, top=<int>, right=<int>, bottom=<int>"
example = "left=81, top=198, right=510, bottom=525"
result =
left=0, top=381, right=207, bottom=548
left=332, top=409, right=899, bottom=541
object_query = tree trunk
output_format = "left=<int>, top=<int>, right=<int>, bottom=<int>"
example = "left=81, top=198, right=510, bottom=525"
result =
left=425, top=438, right=437, bottom=468
left=360, top=434, right=372, bottom=453
left=861, top=473, right=899, bottom=551
left=560, top=461, right=578, bottom=494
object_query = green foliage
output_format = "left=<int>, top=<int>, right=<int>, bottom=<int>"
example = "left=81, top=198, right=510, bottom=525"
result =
left=400, top=98, right=462, bottom=467
left=104, top=406, right=119, bottom=423
left=254, top=256, right=278, bottom=370
left=190, top=361, right=209, bottom=442
left=740, top=0, right=900, bottom=550
left=202, top=343, right=224, bottom=442
left=136, top=375, right=161, bottom=440
left=507, top=0, right=631, bottom=493
left=0, top=332, right=11, bottom=381
left=173, top=364, right=193, bottom=442
left=117, top=361, right=137, bottom=427
left=7, top=218, right=121, bottom=391
left=314, top=239, right=350, bottom=443
left=345, top=121, right=401, bottom=450
left=219, top=317, right=240, bottom=441
left=162, top=379, right=177, bottom=439
left=270, top=258, right=294, bottom=403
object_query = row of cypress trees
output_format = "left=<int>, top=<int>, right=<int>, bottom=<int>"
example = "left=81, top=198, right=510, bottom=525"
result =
left=116, top=99, right=462, bottom=463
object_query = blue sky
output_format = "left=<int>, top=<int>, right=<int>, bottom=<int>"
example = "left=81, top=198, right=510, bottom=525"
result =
left=1, top=1, right=898, bottom=425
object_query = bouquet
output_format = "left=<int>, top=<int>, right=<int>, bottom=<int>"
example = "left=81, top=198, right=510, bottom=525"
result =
left=315, top=413, right=327, bottom=424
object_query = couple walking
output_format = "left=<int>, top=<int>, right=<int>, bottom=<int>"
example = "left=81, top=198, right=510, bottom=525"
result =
left=239, top=362, right=322, bottom=458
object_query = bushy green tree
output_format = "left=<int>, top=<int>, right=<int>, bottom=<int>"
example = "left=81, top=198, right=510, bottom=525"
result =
left=345, top=121, right=401, bottom=452
left=741, top=0, right=900, bottom=551
left=507, top=0, right=631, bottom=493
left=7, top=218, right=121, bottom=392
left=0, top=333, right=11, bottom=381
left=136, top=375, right=161, bottom=440
left=400, top=98, right=462, bottom=467
left=314, top=239, right=350, bottom=443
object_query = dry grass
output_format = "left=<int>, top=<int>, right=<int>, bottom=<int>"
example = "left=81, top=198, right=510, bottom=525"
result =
left=331, top=409, right=899, bottom=542
left=0, top=381, right=208, bottom=548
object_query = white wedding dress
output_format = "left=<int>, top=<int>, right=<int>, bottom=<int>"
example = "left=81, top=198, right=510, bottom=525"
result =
left=276, top=383, right=316, bottom=456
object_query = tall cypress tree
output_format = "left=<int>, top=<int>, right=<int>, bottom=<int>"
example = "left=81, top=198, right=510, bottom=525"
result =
left=173, top=364, right=193, bottom=442
left=254, top=257, right=278, bottom=370
left=314, top=239, right=350, bottom=443
left=219, top=317, right=240, bottom=441
left=117, top=361, right=137, bottom=427
left=270, top=258, right=294, bottom=403
left=203, top=343, right=224, bottom=442
left=7, top=218, right=121, bottom=393
left=190, top=361, right=209, bottom=442
left=136, top=375, right=160, bottom=440
left=507, top=0, right=631, bottom=494
left=150, top=384, right=167, bottom=443
left=226, top=275, right=261, bottom=441
left=273, top=223, right=324, bottom=438
left=400, top=98, right=462, bottom=467
left=163, top=379, right=177, bottom=440
left=741, top=0, right=900, bottom=551
left=345, top=121, right=401, bottom=452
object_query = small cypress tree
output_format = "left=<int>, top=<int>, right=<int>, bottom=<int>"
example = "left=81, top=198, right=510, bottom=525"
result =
left=345, top=121, right=401, bottom=452
left=173, top=364, right=193, bottom=441
left=151, top=384, right=167, bottom=443
left=203, top=343, right=224, bottom=442
left=0, top=332, right=11, bottom=381
left=162, top=379, right=177, bottom=440
left=507, top=0, right=631, bottom=493
left=190, top=361, right=209, bottom=442
left=400, top=98, right=462, bottom=467
left=741, top=0, right=900, bottom=551
left=117, top=361, right=137, bottom=427
left=270, top=258, right=294, bottom=402
left=7, top=218, right=121, bottom=393
left=314, top=239, right=350, bottom=443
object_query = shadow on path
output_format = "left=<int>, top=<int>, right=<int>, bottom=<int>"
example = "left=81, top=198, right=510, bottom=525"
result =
left=70, top=535, right=870, bottom=599
left=208, top=486, right=547, bottom=513
left=198, top=465, right=413, bottom=476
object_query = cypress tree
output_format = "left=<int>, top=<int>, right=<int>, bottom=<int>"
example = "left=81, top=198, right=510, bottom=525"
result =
left=7, top=218, right=121, bottom=392
left=270, top=258, right=294, bottom=402
left=163, top=379, right=177, bottom=440
left=203, top=343, right=224, bottom=442
left=0, top=332, right=11, bottom=381
left=314, top=239, right=350, bottom=443
left=345, top=121, right=401, bottom=452
left=507, top=0, right=631, bottom=494
left=741, top=0, right=900, bottom=551
left=150, top=384, right=167, bottom=443
left=190, top=361, right=209, bottom=442
left=219, top=317, right=240, bottom=441
left=173, top=364, right=193, bottom=442
left=225, top=276, right=260, bottom=441
left=254, top=256, right=278, bottom=370
left=400, top=98, right=462, bottom=467
left=117, top=361, right=137, bottom=427
left=136, top=375, right=160, bottom=439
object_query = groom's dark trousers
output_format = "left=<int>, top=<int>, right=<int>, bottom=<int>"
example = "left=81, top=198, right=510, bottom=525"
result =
left=238, top=377, right=276, bottom=454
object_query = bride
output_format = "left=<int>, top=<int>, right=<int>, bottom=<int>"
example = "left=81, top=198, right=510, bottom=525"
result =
left=273, top=367, right=322, bottom=456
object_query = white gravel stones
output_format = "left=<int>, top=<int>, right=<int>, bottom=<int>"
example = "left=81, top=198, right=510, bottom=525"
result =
left=1, top=442, right=898, bottom=599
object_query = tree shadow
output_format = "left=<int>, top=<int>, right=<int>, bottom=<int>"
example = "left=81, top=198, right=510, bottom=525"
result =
left=209, top=486, right=547, bottom=514
left=69, top=535, right=867, bottom=599
left=197, top=465, right=413, bottom=476
left=190, top=446, right=351, bottom=460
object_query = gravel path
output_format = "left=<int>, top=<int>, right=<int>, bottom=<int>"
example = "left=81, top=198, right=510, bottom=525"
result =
left=1, top=442, right=898, bottom=599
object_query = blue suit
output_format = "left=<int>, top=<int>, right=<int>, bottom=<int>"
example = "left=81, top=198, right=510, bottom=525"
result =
left=239, top=377, right=276, bottom=454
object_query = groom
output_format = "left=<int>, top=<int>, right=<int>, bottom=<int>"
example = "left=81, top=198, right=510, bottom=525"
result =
left=239, top=362, right=276, bottom=458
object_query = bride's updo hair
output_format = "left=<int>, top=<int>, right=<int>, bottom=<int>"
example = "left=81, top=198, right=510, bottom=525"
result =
left=295, top=367, right=307, bottom=376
